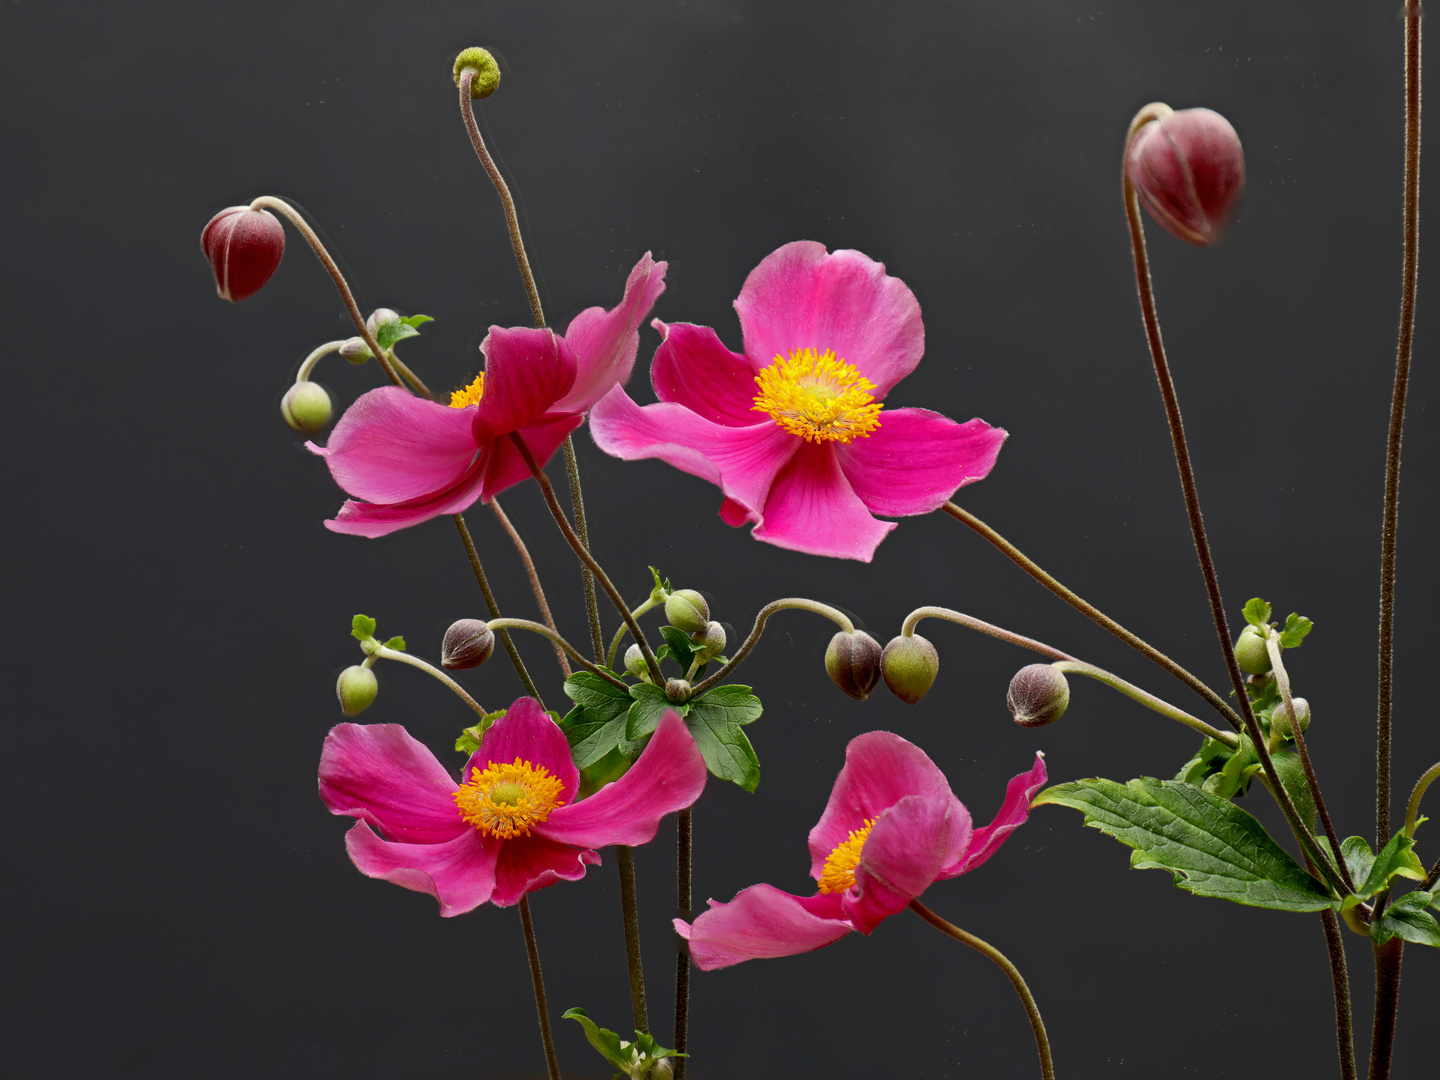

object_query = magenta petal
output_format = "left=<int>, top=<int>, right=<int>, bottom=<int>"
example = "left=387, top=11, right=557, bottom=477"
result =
left=323, top=459, right=488, bottom=538
left=470, top=697, right=580, bottom=805
left=471, top=327, right=578, bottom=442
left=490, top=834, right=600, bottom=907
left=539, top=711, right=706, bottom=848
left=845, top=794, right=970, bottom=934
left=344, top=820, right=501, bottom=917
left=838, top=411, right=1008, bottom=518
left=319, top=724, right=467, bottom=843
left=554, top=253, right=668, bottom=414
left=676, top=885, right=852, bottom=970
left=941, top=753, right=1048, bottom=879
left=650, top=320, right=765, bottom=427
left=474, top=412, right=585, bottom=504
left=751, top=442, right=894, bottom=561
left=734, top=241, right=924, bottom=399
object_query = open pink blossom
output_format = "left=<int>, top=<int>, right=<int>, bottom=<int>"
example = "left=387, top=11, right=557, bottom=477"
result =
left=675, top=732, right=1046, bottom=969
left=309, top=253, right=666, bottom=537
left=319, top=696, right=705, bottom=916
left=589, top=242, right=1006, bottom=561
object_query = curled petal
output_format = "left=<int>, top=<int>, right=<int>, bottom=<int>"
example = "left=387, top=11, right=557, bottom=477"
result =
left=838, top=411, right=1007, bottom=518
left=471, top=698, right=579, bottom=805
left=490, top=834, right=600, bottom=907
left=472, top=327, right=577, bottom=442
left=846, top=795, right=969, bottom=934
left=319, top=723, right=467, bottom=844
left=650, top=319, right=764, bottom=426
left=676, top=885, right=851, bottom=971
left=344, top=820, right=501, bottom=917
left=554, top=253, right=668, bottom=413
left=750, top=442, right=894, bottom=562
left=323, top=460, right=488, bottom=538
left=941, top=753, right=1048, bottom=879
left=474, top=413, right=585, bottom=504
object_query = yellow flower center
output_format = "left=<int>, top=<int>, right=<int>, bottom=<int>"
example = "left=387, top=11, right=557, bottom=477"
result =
left=752, top=348, right=883, bottom=443
left=452, top=757, right=566, bottom=838
left=817, top=818, right=875, bottom=894
left=449, top=373, right=486, bottom=409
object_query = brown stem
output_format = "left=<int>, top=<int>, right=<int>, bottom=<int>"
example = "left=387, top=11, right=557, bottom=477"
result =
left=452, top=512, right=542, bottom=705
left=519, top=896, right=563, bottom=1080
left=900, top=605, right=1077, bottom=661
left=489, top=498, right=570, bottom=677
left=689, top=598, right=854, bottom=696
left=485, top=619, right=627, bottom=691
left=1320, top=908, right=1359, bottom=1080
left=1367, top=937, right=1405, bottom=1080
left=563, top=436, right=606, bottom=664
left=1422, top=855, right=1440, bottom=892
left=673, top=808, right=692, bottom=1080
left=616, top=846, right=649, bottom=1035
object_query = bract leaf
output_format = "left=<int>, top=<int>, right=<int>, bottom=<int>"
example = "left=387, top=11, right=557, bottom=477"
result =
left=1373, top=891, right=1440, bottom=947
left=350, top=614, right=377, bottom=641
left=626, top=682, right=676, bottom=740
left=1354, top=833, right=1426, bottom=899
left=1279, top=613, right=1314, bottom=649
left=1242, top=598, right=1273, bottom=628
left=685, top=686, right=762, bottom=791
left=382, top=635, right=406, bottom=651
left=560, top=673, right=634, bottom=769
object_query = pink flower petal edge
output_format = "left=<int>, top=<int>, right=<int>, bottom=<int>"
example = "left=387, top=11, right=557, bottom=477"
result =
left=555, top=253, right=668, bottom=414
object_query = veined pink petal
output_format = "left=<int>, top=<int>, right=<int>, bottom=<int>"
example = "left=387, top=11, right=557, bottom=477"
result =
left=941, top=753, right=1048, bottom=879
left=734, top=241, right=924, bottom=399
left=474, top=413, right=585, bottom=504
left=344, top=820, right=501, bottom=917
left=471, top=327, right=578, bottom=443
left=554, top=253, right=668, bottom=414
left=846, top=795, right=969, bottom=934
left=309, top=386, right=478, bottom=505
left=319, top=724, right=467, bottom=844
left=539, top=712, right=706, bottom=848
left=650, top=319, right=765, bottom=427
left=750, top=442, right=894, bottom=562
left=838, top=411, right=1007, bottom=518
left=469, top=698, right=580, bottom=805
left=490, top=834, right=600, bottom=907
left=675, top=885, right=851, bottom=971
left=323, top=457, right=488, bottom=538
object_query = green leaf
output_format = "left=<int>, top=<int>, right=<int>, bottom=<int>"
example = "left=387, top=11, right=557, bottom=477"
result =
left=561, top=1009, right=682, bottom=1079
left=350, top=614, right=377, bottom=641
left=1270, top=749, right=1317, bottom=832
left=563, top=671, right=632, bottom=711
left=1353, top=833, right=1426, bottom=899
left=685, top=686, right=762, bottom=792
left=374, top=314, right=432, bottom=351
left=1373, top=891, right=1440, bottom=947
left=455, top=709, right=507, bottom=754
left=1341, top=836, right=1377, bottom=890
left=658, top=625, right=698, bottom=670
left=1035, top=777, right=1335, bottom=911
left=1242, top=598, right=1273, bottom=629
left=560, top=673, right=634, bottom=769
left=626, top=682, right=676, bottom=740
left=689, top=684, right=763, bottom=726
left=648, top=566, right=671, bottom=600
left=1279, top=612, right=1314, bottom=649
left=382, top=635, right=406, bottom=651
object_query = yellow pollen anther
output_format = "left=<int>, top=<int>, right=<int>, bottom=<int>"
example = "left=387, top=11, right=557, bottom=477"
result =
left=752, top=348, right=883, bottom=443
left=817, top=818, right=875, bottom=894
left=449, top=373, right=486, bottom=408
left=453, top=757, right=566, bottom=839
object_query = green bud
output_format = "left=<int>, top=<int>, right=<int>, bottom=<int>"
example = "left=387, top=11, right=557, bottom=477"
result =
left=365, top=308, right=400, bottom=338
left=1234, top=624, right=1272, bottom=675
left=624, top=643, right=648, bottom=678
left=825, top=630, right=883, bottom=701
left=665, top=590, right=710, bottom=634
left=336, top=664, right=378, bottom=716
left=691, top=621, right=727, bottom=661
left=280, top=380, right=333, bottom=435
left=453, top=47, right=501, bottom=99
left=665, top=678, right=692, bottom=704
left=338, top=336, right=371, bottom=364
left=1006, top=664, right=1070, bottom=728
left=1273, top=696, right=1312, bottom=738
left=441, top=619, right=495, bottom=670
left=880, top=634, right=939, bottom=705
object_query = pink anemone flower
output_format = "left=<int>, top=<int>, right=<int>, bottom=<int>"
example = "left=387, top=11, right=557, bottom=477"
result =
left=589, top=241, right=1006, bottom=561
left=675, top=732, right=1046, bottom=969
left=319, top=696, right=706, bottom=916
left=309, top=253, right=666, bottom=538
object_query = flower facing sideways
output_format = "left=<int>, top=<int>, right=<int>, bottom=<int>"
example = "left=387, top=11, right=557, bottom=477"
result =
left=589, top=242, right=1007, bottom=561
left=675, top=732, right=1046, bottom=969
left=319, top=696, right=706, bottom=915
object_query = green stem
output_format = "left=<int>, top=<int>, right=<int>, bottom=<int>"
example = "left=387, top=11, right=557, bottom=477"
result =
left=900, top=605, right=1076, bottom=661
left=489, top=498, right=570, bottom=678
left=452, top=513, right=542, bottom=705
left=296, top=340, right=345, bottom=383
left=486, top=619, right=627, bottom=690
left=607, top=596, right=663, bottom=670
left=1403, top=760, right=1440, bottom=839
left=371, top=645, right=487, bottom=717
left=616, top=846, right=649, bottom=1035
left=1049, top=661, right=1236, bottom=744
left=690, top=598, right=854, bottom=696
left=563, top=436, right=606, bottom=664
left=673, top=808, right=692, bottom=1080
left=1367, top=937, right=1405, bottom=1080
left=518, top=896, right=563, bottom=1080
left=1320, top=908, right=1359, bottom=1080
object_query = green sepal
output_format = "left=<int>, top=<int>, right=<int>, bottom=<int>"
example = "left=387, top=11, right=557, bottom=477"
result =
left=1035, top=777, right=1336, bottom=911
left=560, top=673, right=634, bottom=769
left=1372, top=891, right=1440, bottom=947
left=1242, top=598, right=1273, bottom=629
left=683, top=684, right=762, bottom=792
left=1279, top=612, right=1314, bottom=649
left=455, top=709, right=507, bottom=753
left=626, top=682, right=681, bottom=740
left=562, top=1008, right=684, bottom=1079
left=351, top=614, right=378, bottom=642
left=648, top=566, right=672, bottom=601
left=1176, top=737, right=1234, bottom=787
left=374, top=313, right=433, bottom=351
left=1340, top=834, right=1425, bottom=901
left=382, top=635, right=406, bottom=651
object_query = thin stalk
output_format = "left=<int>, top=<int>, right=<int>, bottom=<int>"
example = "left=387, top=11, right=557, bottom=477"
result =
left=690, top=598, right=855, bottom=696
left=1423, top=855, right=1439, bottom=892
left=295, top=340, right=345, bottom=383
left=486, top=619, right=627, bottom=690
left=371, top=645, right=487, bottom=717
left=1320, top=908, right=1359, bottom=1080
left=1367, top=938, right=1405, bottom=1080
left=908, top=900, right=1054, bottom=1080
left=900, top=605, right=1077, bottom=662
left=673, top=808, right=692, bottom=1080
left=943, top=501, right=1242, bottom=731
left=607, top=596, right=663, bottom=670
left=489, top=498, right=570, bottom=677
left=563, top=437, right=606, bottom=664
left=518, top=896, right=562, bottom=1080
left=1050, top=660, right=1236, bottom=744
left=616, top=846, right=649, bottom=1035
left=452, top=513, right=542, bottom=704
left=1404, top=760, right=1440, bottom=837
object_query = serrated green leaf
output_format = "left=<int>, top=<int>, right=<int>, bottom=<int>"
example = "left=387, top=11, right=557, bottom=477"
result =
left=1242, top=598, right=1273, bottom=628
left=560, top=674, right=633, bottom=769
left=689, top=684, right=763, bottom=726
left=626, top=683, right=674, bottom=740
left=382, top=635, right=406, bottom=651
left=685, top=711, right=761, bottom=792
left=1353, top=834, right=1426, bottom=899
left=374, top=315, right=431, bottom=351
left=1279, top=613, right=1313, bottom=649
left=1035, top=777, right=1335, bottom=911
left=563, top=671, right=632, bottom=710
left=1374, top=891, right=1440, bottom=947
left=350, top=614, right=377, bottom=641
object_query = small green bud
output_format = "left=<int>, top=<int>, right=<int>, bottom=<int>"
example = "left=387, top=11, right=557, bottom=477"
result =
left=665, top=590, right=710, bottom=634
left=691, top=620, right=727, bottom=660
left=1273, top=696, right=1312, bottom=738
left=281, top=380, right=333, bottom=435
left=624, top=643, right=648, bottom=678
left=337, top=664, right=378, bottom=716
left=1007, top=664, right=1070, bottom=728
left=365, top=308, right=400, bottom=338
left=825, top=630, right=883, bottom=701
left=1234, top=624, right=1272, bottom=675
left=665, top=678, right=692, bottom=704
left=453, top=47, right=501, bottom=99
left=441, top=619, right=495, bottom=670
left=338, top=336, right=371, bottom=364
left=880, top=634, right=939, bottom=705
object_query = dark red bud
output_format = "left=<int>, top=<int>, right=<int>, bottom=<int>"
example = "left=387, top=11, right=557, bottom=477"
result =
left=1126, top=108, right=1244, bottom=246
left=200, top=206, right=285, bottom=301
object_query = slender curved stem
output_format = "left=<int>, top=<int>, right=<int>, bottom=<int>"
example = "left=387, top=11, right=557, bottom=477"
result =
left=607, top=596, right=663, bottom=670
left=673, top=808, right=692, bottom=1080
left=296, top=340, right=345, bottom=383
left=901, top=606, right=1077, bottom=661
left=616, top=846, right=649, bottom=1035
left=489, top=498, right=570, bottom=677
left=908, top=900, right=1054, bottom=1080
left=562, top=437, right=605, bottom=663
left=518, top=896, right=562, bottom=1080
left=452, top=513, right=542, bottom=704
left=1404, top=761, right=1440, bottom=838
left=486, top=619, right=627, bottom=690
left=1319, top=908, right=1358, bottom=1080
left=1050, top=661, right=1235, bottom=744
left=1368, top=937, right=1405, bottom=1080
left=690, top=598, right=855, bottom=696
left=371, top=645, right=487, bottom=717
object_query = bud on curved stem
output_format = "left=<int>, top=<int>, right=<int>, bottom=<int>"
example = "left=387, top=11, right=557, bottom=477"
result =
left=825, top=630, right=883, bottom=700
left=689, top=597, right=857, bottom=696
left=1006, top=665, right=1070, bottom=728
left=441, top=619, right=496, bottom=670
left=1125, top=105, right=1244, bottom=246
left=336, top=663, right=378, bottom=716
left=880, top=634, right=940, bottom=705
left=1046, top=661, right=1236, bottom=744
left=901, top=606, right=1075, bottom=662
left=371, top=643, right=488, bottom=718
left=665, top=590, right=710, bottom=634
left=201, top=205, right=285, bottom=301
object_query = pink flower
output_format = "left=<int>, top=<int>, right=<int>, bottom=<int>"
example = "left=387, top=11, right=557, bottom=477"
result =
left=309, top=253, right=666, bottom=537
left=319, top=696, right=706, bottom=916
left=589, top=242, right=1006, bottom=561
left=675, top=733, right=1046, bottom=969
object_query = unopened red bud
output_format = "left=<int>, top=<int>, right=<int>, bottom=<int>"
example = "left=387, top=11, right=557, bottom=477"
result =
left=1007, top=664, right=1070, bottom=728
left=442, top=618, right=495, bottom=670
left=201, top=206, right=285, bottom=302
left=1126, top=107, right=1244, bottom=246
left=880, top=634, right=939, bottom=706
left=825, top=630, right=883, bottom=701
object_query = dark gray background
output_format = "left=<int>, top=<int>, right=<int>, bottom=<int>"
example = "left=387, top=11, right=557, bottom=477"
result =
left=5, top=0, right=1438, bottom=1076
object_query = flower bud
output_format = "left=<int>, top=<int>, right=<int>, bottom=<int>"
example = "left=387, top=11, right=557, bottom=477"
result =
left=200, top=206, right=285, bottom=302
left=365, top=308, right=400, bottom=338
left=1126, top=107, right=1244, bottom=246
left=338, top=336, right=371, bottom=364
left=880, top=634, right=939, bottom=706
left=441, top=619, right=495, bottom=670
left=281, top=381, right=333, bottom=435
left=1234, top=625, right=1272, bottom=676
left=1273, top=696, right=1312, bottom=738
left=1007, top=664, right=1071, bottom=728
left=623, top=643, right=648, bottom=678
left=453, top=47, right=501, bottom=99
left=336, top=664, right=378, bottom=716
left=665, top=678, right=692, bottom=704
left=691, top=621, right=727, bottom=660
left=665, top=590, right=710, bottom=634
left=825, top=630, right=883, bottom=701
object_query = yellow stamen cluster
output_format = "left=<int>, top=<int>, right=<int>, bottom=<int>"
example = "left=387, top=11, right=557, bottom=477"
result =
left=453, top=757, right=565, bottom=838
left=449, top=373, right=486, bottom=409
left=817, top=818, right=876, bottom=894
left=752, top=348, right=883, bottom=443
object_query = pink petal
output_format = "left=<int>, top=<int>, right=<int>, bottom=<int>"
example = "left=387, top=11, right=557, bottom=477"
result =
left=553, top=253, right=668, bottom=414
left=344, top=820, right=501, bottom=917
left=470, top=697, right=580, bottom=805
left=941, top=753, right=1048, bottom=879
left=837, top=411, right=1008, bottom=518
left=319, top=724, right=468, bottom=844
left=471, top=327, right=578, bottom=443
left=845, top=794, right=970, bottom=934
left=539, top=711, right=706, bottom=848
left=473, top=413, right=585, bottom=504
left=323, top=458, right=488, bottom=538
left=734, top=241, right=924, bottom=399
left=650, top=320, right=765, bottom=427
left=489, top=834, right=601, bottom=907
left=750, top=442, right=894, bottom=562
left=675, top=885, right=851, bottom=971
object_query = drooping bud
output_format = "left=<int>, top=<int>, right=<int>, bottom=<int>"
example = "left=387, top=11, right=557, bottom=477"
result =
left=623, top=643, right=648, bottom=678
left=441, top=619, right=495, bottom=670
left=1126, top=107, right=1244, bottom=246
left=281, top=381, right=333, bottom=435
left=825, top=630, right=883, bottom=701
left=880, top=634, right=939, bottom=705
left=365, top=308, right=400, bottom=338
left=200, top=206, right=285, bottom=302
left=665, top=678, right=692, bottom=704
left=453, top=47, right=501, bottom=99
left=1234, top=625, right=1272, bottom=676
left=336, top=664, right=378, bottom=716
left=1272, top=696, right=1312, bottom=738
left=665, top=590, right=710, bottom=634
left=691, top=621, right=727, bottom=661
left=338, top=337, right=371, bottom=364
left=1007, top=664, right=1071, bottom=728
